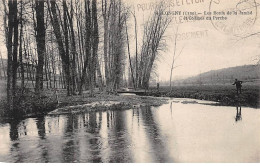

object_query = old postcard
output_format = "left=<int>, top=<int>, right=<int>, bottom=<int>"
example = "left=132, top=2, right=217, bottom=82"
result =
left=0, top=0, right=259, bottom=163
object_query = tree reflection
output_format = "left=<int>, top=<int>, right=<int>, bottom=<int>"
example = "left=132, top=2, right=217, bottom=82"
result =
left=139, top=106, right=173, bottom=162
left=60, top=112, right=104, bottom=162
left=106, top=111, right=115, bottom=128
left=35, top=116, right=49, bottom=162
left=9, top=120, right=23, bottom=162
left=87, top=111, right=102, bottom=162
left=36, top=116, right=46, bottom=139
left=106, top=110, right=133, bottom=162
left=132, top=108, right=140, bottom=126
left=9, top=120, right=20, bottom=141
left=62, top=114, right=80, bottom=162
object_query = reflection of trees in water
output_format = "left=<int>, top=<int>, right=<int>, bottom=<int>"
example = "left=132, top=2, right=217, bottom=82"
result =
left=106, top=110, right=133, bottom=163
left=61, top=114, right=80, bottom=162
left=106, top=111, right=115, bottom=128
left=139, top=106, right=173, bottom=162
left=36, top=117, right=46, bottom=139
left=35, top=116, right=49, bottom=162
left=86, top=111, right=102, bottom=162
left=9, top=120, right=23, bottom=162
left=5, top=107, right=173, bottom=162
left=60, top=112, right=104, bottom=162
left=132, top=108, right=140, bottom=127
left=46, top=116, right=60, bottom=134
left=9, top=120, right=20, bottom=141
left=8, top=118, right=49, bottom=162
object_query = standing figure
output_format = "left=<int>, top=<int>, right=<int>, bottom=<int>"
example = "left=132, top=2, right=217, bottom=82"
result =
left=232, top=79, right=243, bottom=94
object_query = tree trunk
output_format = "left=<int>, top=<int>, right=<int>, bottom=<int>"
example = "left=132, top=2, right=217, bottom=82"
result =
left=102, top=0, right=110, bottom=87
left=79, top=0, right=91, bottom=95
left=63, top=0, right=72, bottom=95
left=48, top=0, right=71, bottom=96
left=12, top=0, right=18, bottom=98
left=35, top=0, right=45, bottom=94
left=7, top=0, right=18, bottom=112
left=19, top=0, right=24, bottom=89
left=90, top=0, right=99, bottom=95
left=125, top=19, right=135, bottom=88
left=133, top=11, right=138, bottom=89
left=65, top=2, right=78, bottom=94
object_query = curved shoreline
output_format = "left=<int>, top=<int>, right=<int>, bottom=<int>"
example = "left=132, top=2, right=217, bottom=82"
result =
left=0, top=93, right=169, bottom=118
left=1, top=85, right=259, bottom=118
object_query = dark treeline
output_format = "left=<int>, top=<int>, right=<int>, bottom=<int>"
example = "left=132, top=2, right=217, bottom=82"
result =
left=1, top=0, right=171, bottom=113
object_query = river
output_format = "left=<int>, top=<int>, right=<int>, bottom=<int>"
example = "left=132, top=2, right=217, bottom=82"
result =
left=0, top=98, right=259, bottom=162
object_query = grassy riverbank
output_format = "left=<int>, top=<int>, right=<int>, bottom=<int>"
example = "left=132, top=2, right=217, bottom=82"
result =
left=0, top=88, right=168, bottom=118
left=0, top=84, right=259, bottom=118
left=147, top=84, right=260, bottom=108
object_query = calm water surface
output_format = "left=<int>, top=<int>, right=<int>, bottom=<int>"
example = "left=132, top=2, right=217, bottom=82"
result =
left=0, top=98, right=259, bottom=162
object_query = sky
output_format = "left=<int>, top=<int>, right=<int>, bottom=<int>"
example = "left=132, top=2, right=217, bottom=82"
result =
left=130, top=0, right=260, bottom=81
left=0, top=0, right=260, bottom=82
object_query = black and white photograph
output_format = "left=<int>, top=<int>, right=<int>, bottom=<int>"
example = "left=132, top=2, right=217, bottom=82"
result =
left=0, top=0, right=259, bottom=163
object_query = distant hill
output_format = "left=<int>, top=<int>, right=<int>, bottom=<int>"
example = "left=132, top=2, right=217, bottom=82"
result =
left=173, top=65, right=260, bottom=86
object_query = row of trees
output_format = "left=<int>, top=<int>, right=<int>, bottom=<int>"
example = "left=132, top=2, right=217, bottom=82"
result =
left=1, top=0, right=172, bottom=111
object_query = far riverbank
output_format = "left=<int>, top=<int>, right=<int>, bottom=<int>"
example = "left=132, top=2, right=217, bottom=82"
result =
left=146, top=84, right=260, bottom=108
left=0, top=84, right=259, bottom=119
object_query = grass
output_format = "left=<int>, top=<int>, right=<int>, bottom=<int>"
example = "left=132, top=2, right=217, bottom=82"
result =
left=0, top=87, right=168, bottom=118
left=0, top=88, right=58, bottom=118
left=0, top=80, right=259, bottom=119
left=147, top=84, right=260, bottom=108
